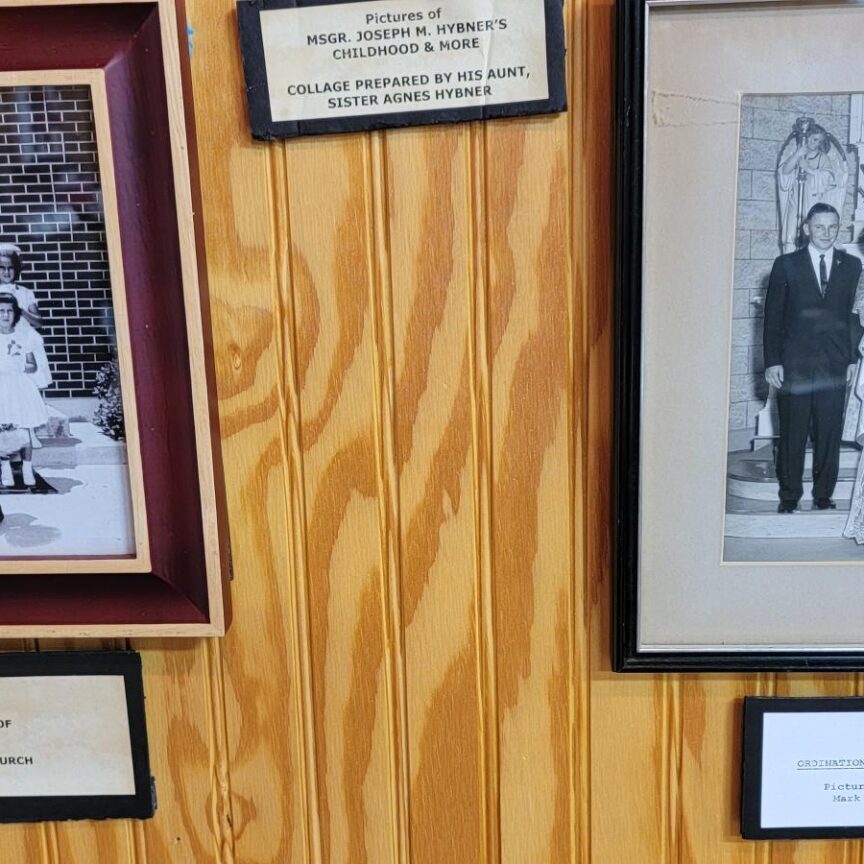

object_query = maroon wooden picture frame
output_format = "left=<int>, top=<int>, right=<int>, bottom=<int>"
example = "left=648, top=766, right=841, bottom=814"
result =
left=0, top=2, right=230, bottom=635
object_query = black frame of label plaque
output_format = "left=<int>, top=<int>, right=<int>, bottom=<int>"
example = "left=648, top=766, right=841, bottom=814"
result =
left=742, top=697, right=864, bottom=840
left=236, top=0, right=567, bottom=139
left=0, top=652, right=153, bottom=823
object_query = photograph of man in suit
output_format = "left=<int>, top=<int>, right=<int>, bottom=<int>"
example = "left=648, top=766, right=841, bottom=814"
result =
left=763, top=202, right=863, bottom=514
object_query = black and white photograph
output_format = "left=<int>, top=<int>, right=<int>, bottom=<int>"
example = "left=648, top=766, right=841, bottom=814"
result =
left=614, top=0, right=864, bottom=666
left=724, top=92, right=864, bottom=563
left=0, top=78, right=143, bottom=563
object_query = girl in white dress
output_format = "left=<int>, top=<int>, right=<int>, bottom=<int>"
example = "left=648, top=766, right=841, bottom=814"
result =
left=0, top=294, right=51, bottom=487
left=844, top=286, right=864, bottom=543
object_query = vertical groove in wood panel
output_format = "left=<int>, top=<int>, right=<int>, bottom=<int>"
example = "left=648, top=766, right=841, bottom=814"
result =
left=365, top=130, right=412, bottom=864
left=672, top=677, right=683, bottom=864
left=204, top=639, right=236, bottom=863
left=566, top=0, right=590, bottom=857
left=467, top=122, right=501, bottom=864
left=128, top=821, right=145, bottom=864
left=388, top=127, right=484, bottom=864
left=129, top=825, right=140, bottom=864
left=663, top=680, right=673, bottom=864
left=136, top=641, right=219, bottom=863
left=270, top=141, right=321, bottom=864
left=131, top=803, right=147, bottom=863
left=40, top=823, right=59, bottom=864
left=587, top=0, right=671, bottom=859
left=659, top=676, right=682, bottom=864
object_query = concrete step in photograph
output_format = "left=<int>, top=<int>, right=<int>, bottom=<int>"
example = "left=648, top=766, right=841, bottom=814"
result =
left=33, top=422, right=127, bottom=469
left=727, top=447, right=861, bottom=501
left=726, top=493, right=850, bottom=538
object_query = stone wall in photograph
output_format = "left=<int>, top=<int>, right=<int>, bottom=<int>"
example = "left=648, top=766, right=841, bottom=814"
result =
left=730, top=93, right=856, bottom=444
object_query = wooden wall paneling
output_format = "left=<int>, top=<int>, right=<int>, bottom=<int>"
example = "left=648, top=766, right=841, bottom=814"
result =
left=133, top=642, right=220, bottom=864
left=382, top=124, right=486, bottom=864
left=281, top=131, right=398, bottom=864
left=567, top=0, right=593, bottom=856
left=49, top=786, right=134, bottom=861
left=582, top=0, right=670, bottom=860
left=483, top=97, right=575, bottom=858
left=468, top=122, right=500, bottom=864
left=677, top=675, right=765, bottom=864
left=5, top=0, right=864, bottom=859
left=0, top=811, right=44, bottom=858
left=368, top=130, right=412, bottom=864
left=0, top=800, right=42, bottom=859
left=48, top=774, right=132, bottom=860
left=589, top=665, right=667, bottom=863
left=186, top=3, right=309, bottom=862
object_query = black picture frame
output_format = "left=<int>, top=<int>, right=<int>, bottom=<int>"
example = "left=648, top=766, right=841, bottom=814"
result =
left=0, top=651, right=154, bottom=823
left=613, top=0, right=864, bottom=672
left=741, top=697, right=864, bottom=840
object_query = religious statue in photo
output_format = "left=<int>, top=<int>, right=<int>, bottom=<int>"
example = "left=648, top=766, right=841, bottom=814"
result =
left=777, top=117, right=849, bottom=253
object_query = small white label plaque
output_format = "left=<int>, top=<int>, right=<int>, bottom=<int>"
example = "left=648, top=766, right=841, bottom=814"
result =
left=761, top=712, right=864, bottom=829
left=261, top=0, right=548, bottom=122
left=237, top=0, right=567, bottom=138
left=742, top=698, right=864, bottom=840
left=0, top=675, right=135, bottom=798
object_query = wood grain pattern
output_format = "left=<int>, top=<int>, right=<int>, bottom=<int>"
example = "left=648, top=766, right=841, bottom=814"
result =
left=677, top=675, right=760, bottom=864
left=386, top=123, right=485, bottom=864
left=483, top=108, right=573, bottom=864
left=187, top=4, right=308, bottom=862
left=0, top=0, right=862, bottom=859
left=135, top=641, right=220, bottom=864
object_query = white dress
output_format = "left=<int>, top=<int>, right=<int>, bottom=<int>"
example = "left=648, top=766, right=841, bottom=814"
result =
left=844, top=289, right=864, bottom=542
left=0, top=326, right=50, bottom=430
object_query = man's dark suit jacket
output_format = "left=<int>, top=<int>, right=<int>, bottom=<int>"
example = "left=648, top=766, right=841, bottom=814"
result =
left=763, top=246, right=863, bottom=381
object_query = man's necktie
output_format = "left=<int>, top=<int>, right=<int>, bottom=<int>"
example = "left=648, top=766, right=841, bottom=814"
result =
left=820, top=254, right=828, bottom=296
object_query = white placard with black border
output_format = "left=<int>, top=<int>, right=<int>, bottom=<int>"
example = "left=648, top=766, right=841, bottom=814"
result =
left=237, top=0, right=567, bottom=139
left=742, top=697, right=864, bottom=840
left=0, top=652, right=153, bottom=823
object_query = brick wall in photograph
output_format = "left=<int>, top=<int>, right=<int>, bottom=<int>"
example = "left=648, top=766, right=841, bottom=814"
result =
left=0, top=84, right=115, bottom=399
left=730, top=93, right=856, bottom=440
